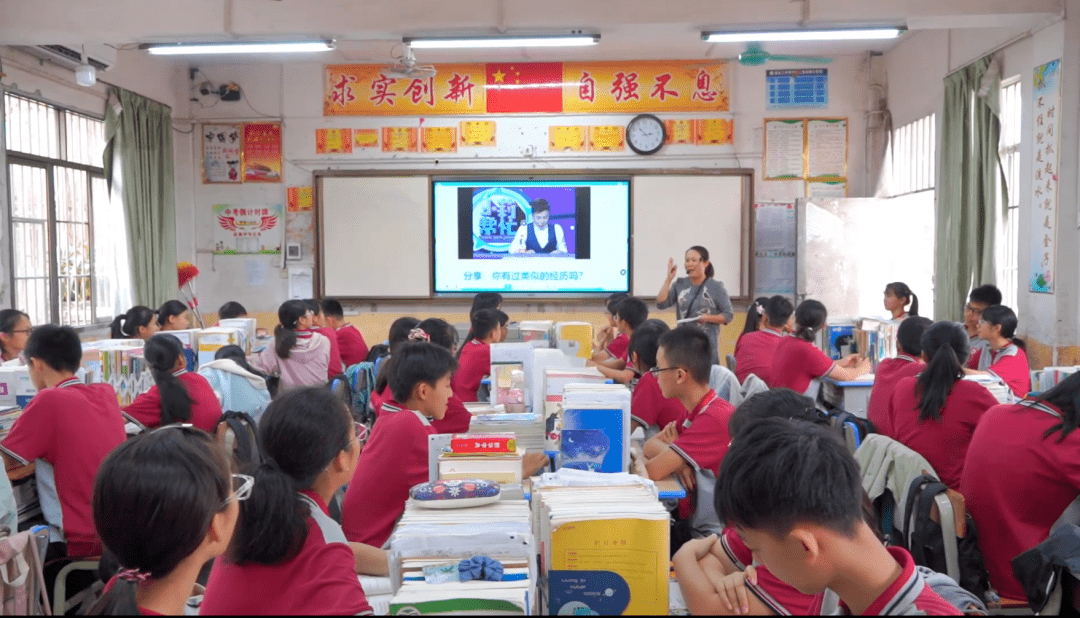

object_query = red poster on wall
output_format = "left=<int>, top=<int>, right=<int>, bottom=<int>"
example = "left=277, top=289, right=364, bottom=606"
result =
left=243, top=122, right=283, bottom=183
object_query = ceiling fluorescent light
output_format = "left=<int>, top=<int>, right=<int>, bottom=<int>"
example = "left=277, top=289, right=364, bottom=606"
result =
left=406, top=35, right=599, bottom=49
left=703, top=28, right=903, bottom=43
left=142, top=40, right=335, bottom=55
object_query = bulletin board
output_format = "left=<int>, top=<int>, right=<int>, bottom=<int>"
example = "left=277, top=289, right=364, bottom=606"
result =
left=317, top=170, right=753, bottom=299
left=763, top=117, right=848, bottom=182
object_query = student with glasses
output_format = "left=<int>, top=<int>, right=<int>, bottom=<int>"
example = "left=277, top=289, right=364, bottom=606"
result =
left=962, top=284, right=1001, bottom=364
left=201, top=387, right=373, bottom=615
left=0, top=309, right=31, bottom=364
left=87, top=426, right=242, bottom=616
left=250, top=300, right=332, bottom=391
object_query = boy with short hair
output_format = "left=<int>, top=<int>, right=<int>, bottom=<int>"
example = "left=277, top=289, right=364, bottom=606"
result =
left=643, top=325, right=734, bottom=537
left=322, top=298, right=369, bottom=367
left=627, top=320, right=687, bottom=436
left=590, top=297, right=650, bottom=384
left=1, top=325, right=126, bottom=559
left=963, top=284, right=1001, bottom=368
left=592, top=293, right=630, bottom=363
left=715, top=419, right=961, bottom=615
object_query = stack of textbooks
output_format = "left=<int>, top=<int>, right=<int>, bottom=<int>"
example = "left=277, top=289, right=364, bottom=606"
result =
left=439, top=434, right=523, bottom=485
left=468, top=413, right=544, bottom=453
left=543, top=368, right=608, bottom=451
left=0, top=406, right=22, bottom=438
left=81, top=340, right=152, bottom=406
left=553, top=322, right=592, bottom=360
left=557, top=384, right=631, bottom=474
left=1033, top=366, right=1080, bottom=393
left=196, top=327, right=245, bottom=366
left=0, top=367, right=36, bottom=408
left=518, top=320, right=553, bottom=348
left=964, top=373, right=1014, bottom=404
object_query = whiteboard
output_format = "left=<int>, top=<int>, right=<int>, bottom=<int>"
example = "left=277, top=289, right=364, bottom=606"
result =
left=632, top=174, right=747, bottom=297
left=320, top=176, right=431, bottom=298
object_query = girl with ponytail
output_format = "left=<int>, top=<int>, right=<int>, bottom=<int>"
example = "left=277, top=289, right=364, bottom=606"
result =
left=737, top=297, right=771, bottom=343
left=452, top=309, right=507, bottom=402
left=962, top=372, right=1080, bottom=601
left=157, top=300, right=192, bottom=331
left=767, top=299, right=870, bottom=393
left=734, top=295, right=793, bottom=383
left=88, top=427, right=239, bottom=616
left=250, top=300, right=331, bottom=392
left=201, top=387, right=374, bottom=615
left=124, top=334, right=223, bottom=432
left=883, top=282, right=919, bottom=319
left=110, top=305, right=158, bottom=341
left=968, top=304, right=1031, bottom=398
left=883, top=321, right=999, bottom=489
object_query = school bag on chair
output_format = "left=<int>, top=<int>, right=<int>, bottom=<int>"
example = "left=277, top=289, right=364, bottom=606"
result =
left=342, top=362, right=378, bottom=426
left=213, top=411, right=264, bottom=472
left=0, top=528, right=50, bottom=616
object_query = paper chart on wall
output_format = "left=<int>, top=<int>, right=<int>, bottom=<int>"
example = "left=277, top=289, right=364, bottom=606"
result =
left=753, top=202, right=796, bottom=295
left=288, top=266, right=314, bottom=300
left=806, top=119, right=847, bottom=178
left=201, top=123, right=242, bottom=183
left=764, top=119, right=805, bottom=180
left=1031, top=59, right=1060, bottom=294
left=806, top=179, right=847, bottom=199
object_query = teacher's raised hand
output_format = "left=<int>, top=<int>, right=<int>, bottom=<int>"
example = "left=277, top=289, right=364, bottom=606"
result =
left=666, top=257, right=677, bottom=281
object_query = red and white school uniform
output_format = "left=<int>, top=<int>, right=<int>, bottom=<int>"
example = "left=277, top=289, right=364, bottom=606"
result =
left=250, top=330, right=330, bottom=391
left=1, top=377, right=125, bottom=557
left=100, top=578, right=165, bottom=616
left=342, top=401, right=434, bottom=548
left=431, top=395, right=473, bottom=435
left=767, top=336, right=836, bottom=394
left=807, top=546, right=961, bottom=615
left=962, top=400, right=1080, bottom=601
left=884, top=376, right=998, bottom=489
left=866, top=355, right=924, bottom=432
left=452, top=339, right=490, bottom=403
left=629, top=371, right=686, bottom=434
left=966, top=335, right=992, bottom=369
left=969, top=343, right=1031, bottom=398
left=371, top=385, right=392, bottom=417
left=336, top=323, right=370, bottom=368
left=733, top=328, right=785, bottom=384
left=123, top=369, right=223, bottom=432
left=605, top=333, right=629, bottom=363
left=671, top=390, right=735, bottom=475
left=202, top=490, right=372, bottom=615
left=315, top=326, right=344, bottom=379
left=720, top=528, right=816, bottom=615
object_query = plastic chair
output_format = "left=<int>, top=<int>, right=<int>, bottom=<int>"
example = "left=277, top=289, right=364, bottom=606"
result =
left=51, top=558, right=100, bottom=616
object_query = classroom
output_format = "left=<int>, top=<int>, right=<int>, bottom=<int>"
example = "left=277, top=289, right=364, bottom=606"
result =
left=0, top=0, right=1078, bottom=614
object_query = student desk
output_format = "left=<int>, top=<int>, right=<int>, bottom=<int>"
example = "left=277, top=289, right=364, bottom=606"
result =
left=820, top=375, right=875, bottom=418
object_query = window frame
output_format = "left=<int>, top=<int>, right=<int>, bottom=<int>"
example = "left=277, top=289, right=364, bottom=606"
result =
left=889, top=113, right=937, bottom=197
left=996, top=77, right=1022, bottom=309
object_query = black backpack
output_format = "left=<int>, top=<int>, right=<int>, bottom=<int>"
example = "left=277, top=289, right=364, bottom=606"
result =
left=905, top=474, right=992, bottom=601
left=214, top=411, right=264, bottom=471
left=821, top=407, right=876, bottom=453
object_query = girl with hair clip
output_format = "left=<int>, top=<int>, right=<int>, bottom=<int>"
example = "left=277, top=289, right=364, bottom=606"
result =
left=963, top=372, right=1080, bottom=601
left=342, top=342, right=457, bottom=549
left=767, top=300, right=869, bottom=394
left=369, top=317, right=420, bottom=413
left=250, top=300, right=331, bottom=391
left=883, top=282, right=919, bottom=320
left=124, top=335, right=223, bottom=432
left=87, top=427, right=240, bottom=616
left=110, top=306, right=159, bottom=341
left=656, top=246, right=735, bottom=365
left=157, top=300, right=192, bottom=331
left=0, top=309, right=31, bottom=364
left=201, top=387, right=374, bottom=615
left=884, top=321, right=999, bottom=489
left=452, top=309, right=508, bottom=403
left=736, top=297, right=771, bottom=345
left=197, top=345, right=272, bottom=422
left=966, top=304, right=1031, bottom=398
left=734, top=295, right=794, bottom=384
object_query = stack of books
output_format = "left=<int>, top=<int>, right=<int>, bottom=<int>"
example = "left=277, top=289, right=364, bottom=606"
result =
left=162, top=329, right=200, bottom=372
left=0, top=406, right=22, bottom=439
left=557, top=384, right=631, bottom=474
left=964, top=373, right=1014, bottom=404
left=81, top=339, right=152, bottom=406
left=217, top=318, right=257, bottom=354
left=1033, top=366, right=1080, bottom=393
left=0, top=367, right=36, bottom=408
left=468, top=413, right=544, bottom=453
left=518, top=320, right=553, bottom=348
left=543, top=368, right=608, bottom=451
left=195, top=327, right=245, bottom=366
left=553, top=322, right=592, bottom=360
left=439, top=434, right=523, bottom=485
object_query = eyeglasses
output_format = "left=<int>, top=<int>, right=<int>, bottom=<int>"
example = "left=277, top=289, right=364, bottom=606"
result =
left=648, top=366, right=682, bottom=377
left=9, top=328, right=32, bottom=335
left=964, top=304, right=985, bottom=316
left=224, top=474, right=254, bottom=506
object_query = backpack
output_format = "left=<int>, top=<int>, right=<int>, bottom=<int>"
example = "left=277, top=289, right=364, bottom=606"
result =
left=213, top=411, right=264, bottom=471
left=824, top=408, right=876, bottom=453
left=342, top=362, right=378, bottom=425
left=904, top=474, right=992, bottom=601
left=0, top=528, right=50, bottom=616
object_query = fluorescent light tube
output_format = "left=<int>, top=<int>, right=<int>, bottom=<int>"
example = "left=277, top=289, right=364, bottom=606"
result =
left=143, top=40, right=335, bottom=55
left=703, top=28, right=903, bottom=43
left=406, top=35, right=599, bottom=49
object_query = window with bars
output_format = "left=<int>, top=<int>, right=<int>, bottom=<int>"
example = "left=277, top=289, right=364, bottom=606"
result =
left=996, top=79, right=1022, bottom=309
left=3, top=92, right=131, bottom=327
left=889, top=114, right=936, bottom=196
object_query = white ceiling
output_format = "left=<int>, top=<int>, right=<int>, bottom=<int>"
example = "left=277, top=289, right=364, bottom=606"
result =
left=0, top=0, right=1062, bottom=64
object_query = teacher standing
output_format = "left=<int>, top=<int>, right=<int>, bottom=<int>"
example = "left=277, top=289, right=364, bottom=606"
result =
left=656, top=246, right=734, bottom=365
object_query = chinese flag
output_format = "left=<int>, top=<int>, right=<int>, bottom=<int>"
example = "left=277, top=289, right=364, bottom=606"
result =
left=486, top=62, right=563, bottom=113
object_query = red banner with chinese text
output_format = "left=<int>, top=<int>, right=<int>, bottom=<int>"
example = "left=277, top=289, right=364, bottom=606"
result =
left=324, top=60, right=728, bottom=115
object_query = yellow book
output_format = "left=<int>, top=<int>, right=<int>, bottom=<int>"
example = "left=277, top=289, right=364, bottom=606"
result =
left=555, top=322, right=593, bottom=360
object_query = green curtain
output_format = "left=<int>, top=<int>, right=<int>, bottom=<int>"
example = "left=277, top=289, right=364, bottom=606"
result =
left=936, top=56, right=1008, bottom=321
left=103, top=87, right=177, bottom=308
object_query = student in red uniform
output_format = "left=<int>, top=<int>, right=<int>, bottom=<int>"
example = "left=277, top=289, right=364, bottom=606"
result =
left=370, top=317, right=421, bottom=413
left=628, top=320, right=686, bottom=436
left=589, top=297, right=649, bottom=384
left=110, top=305, right=159, bottom=341
left=343, top=342, right=456, bottom=548
left=304, top=299, right=343, bottom=378
left=591, top=293, right=630, bottom=364
left=734, top=295, right=793, bottom=384
left=124, top=334, right=223, bottom=432
left=87, top=427, right=240, bottom=616
left=250, top=300, right=331, bottom=391
left=884, top=322, right=998, bottom=489
left=883, top=282, right=919, bottom=320
left=674, top=389, right=825, bottom=617
left=768, top=300, right=870, bottom=394
left=963, top=284, right=1001, bottom=365
left=322, top=298, right=370, bottom=368
left=157, top=300, right=192, bottom=331
left=643, top=325, right=735, bottom=538
left=0, top=325, right=126, bottom=561
left=217, top=301, right=247, bottom=321
left=201, top=387, right=374, bottom=615
left=866, top=316, right=932, bottom=426
left=734, top=297, right=771, bottom=348
left=716, top=420, right=961, bottom=616
left=453, top=309, right=507, bottom=402
left=0, top=309, right=31, bottom=364
left=962, top=372, right=1080, bottom=601
left=967, top=305, right=1030, bottom=398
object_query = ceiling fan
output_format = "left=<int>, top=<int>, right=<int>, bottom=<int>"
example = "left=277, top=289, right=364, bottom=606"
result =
left=380, top=44, right=436, bottom=79
left=730, top=43, right=833, bottom=67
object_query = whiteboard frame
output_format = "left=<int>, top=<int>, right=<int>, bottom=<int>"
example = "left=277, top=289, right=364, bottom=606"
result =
left=315, top=168, right=754, bottom=301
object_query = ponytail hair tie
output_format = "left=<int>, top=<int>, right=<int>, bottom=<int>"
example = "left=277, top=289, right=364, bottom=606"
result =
left=755, top=304, right=765, bottom=316
left=117, top=568, right=151, bottom=584
left=408, top=328, right=431, bottom=342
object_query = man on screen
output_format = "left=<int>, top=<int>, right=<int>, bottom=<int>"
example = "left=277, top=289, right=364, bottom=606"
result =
left=509, top=199, right=568, bottom=255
